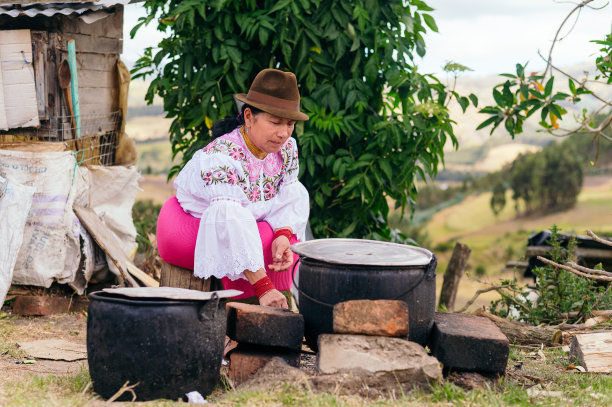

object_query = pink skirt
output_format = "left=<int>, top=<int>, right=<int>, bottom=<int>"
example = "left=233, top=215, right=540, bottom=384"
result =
left=156, top=196, right=299, bottom=299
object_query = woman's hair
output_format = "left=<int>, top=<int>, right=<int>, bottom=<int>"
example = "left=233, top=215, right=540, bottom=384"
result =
left=211, top=104, right=263, bottom=138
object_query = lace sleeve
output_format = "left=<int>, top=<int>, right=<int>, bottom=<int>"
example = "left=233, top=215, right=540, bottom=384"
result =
left=174, top=149, right=250, bottom=216
left=194, top=199, right=264, bottom=281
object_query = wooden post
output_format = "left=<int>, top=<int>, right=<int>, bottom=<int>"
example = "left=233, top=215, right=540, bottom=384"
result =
left=160, top=260, right=211, bottom=292
left=438, top=242, right=471, bottom=312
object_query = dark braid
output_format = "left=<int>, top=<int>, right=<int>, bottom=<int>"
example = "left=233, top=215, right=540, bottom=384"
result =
left=211, top=104, right=263, bottom=138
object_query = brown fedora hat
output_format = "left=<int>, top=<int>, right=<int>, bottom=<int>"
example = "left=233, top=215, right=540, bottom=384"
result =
left=235, top=69, right=309, bottom=121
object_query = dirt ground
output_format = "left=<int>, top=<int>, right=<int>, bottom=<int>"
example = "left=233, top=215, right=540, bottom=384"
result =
left=0, top=312, right=87, bottom=384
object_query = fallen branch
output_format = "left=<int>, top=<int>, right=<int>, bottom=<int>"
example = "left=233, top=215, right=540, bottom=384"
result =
left=587, top=230, right=612, bottom=248
left=106, top=381, right=138, bottom=403
left=537, top=256, right=612, bottom=282
left=455, top=284, right=527, bottom=314
left=472, top=308, right=562, bottom=346
left=567, top=262, right=612, bottom=277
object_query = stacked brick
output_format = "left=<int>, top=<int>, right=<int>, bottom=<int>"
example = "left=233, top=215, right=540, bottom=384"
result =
left=225, top=302, right=304, bottom=385
left=317, top=299, right=443, bottom=384
left=317, top=300, right=510, bottom=382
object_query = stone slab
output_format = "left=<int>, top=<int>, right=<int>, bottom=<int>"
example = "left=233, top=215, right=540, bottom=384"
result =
left=429, top=312, right=509, bottom=374
left=228, top=346, right=301, bottom=386
left=333, top=299, right=409, bottom=337
left=18, top=339, right=87, bottom=361
left=317, top=334, right=442, bottom=385
left=226, top=302, right=304, bottom=350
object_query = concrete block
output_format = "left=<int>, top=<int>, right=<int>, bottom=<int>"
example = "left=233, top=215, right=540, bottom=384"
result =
left=226, top=302, right=304, bottom=350
left=429, top=312, right=509, bottom=374
left=333, top=299, right=409, bottom=337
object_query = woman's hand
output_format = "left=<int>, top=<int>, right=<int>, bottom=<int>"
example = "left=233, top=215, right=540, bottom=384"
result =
left=268, top=235, right=294, bottom=272
left=259, top=288, right=288, bottom=308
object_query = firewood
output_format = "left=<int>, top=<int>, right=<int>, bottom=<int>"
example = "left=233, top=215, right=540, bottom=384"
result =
left=472, top=309, right=562, bottom=346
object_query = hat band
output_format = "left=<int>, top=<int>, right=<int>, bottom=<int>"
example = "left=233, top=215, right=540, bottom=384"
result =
left=246, top=90, right=300, bottom=112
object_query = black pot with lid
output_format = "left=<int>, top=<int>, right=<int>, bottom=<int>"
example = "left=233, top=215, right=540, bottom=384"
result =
left=292, top=238, right=436, bottom=350
left=87, top=287, right=241, bottom=401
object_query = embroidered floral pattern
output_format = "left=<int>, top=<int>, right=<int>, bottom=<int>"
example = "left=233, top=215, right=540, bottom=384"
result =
left=200, top=128, right=299, bottom=203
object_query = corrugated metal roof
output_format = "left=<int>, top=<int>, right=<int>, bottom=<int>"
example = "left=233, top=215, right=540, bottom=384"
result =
left=0, top=2, right=130, bottom=18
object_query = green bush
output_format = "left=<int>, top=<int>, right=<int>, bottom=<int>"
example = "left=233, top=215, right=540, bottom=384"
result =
left=132, top=199, right=162, bottom=253
left=131, top=0, right=476, bottom=241
left=490, top=226, right=612, bottom=324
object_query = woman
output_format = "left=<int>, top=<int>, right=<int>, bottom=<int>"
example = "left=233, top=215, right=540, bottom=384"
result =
left=156, top=69, right=309, bottom=309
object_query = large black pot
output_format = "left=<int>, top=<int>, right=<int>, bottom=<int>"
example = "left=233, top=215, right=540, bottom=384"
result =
left=87, top=287, right=238, bottom=401
left=293, top=239, right=436, bottom=350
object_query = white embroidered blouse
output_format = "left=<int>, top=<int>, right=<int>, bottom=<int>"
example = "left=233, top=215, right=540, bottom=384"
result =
left=174, top=127, right=310, bottom=281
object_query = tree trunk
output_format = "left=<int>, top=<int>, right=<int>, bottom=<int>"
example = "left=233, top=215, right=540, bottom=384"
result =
left=472, top=309, right=563, bottom=346
left=438, top=242, right=471, bottom=311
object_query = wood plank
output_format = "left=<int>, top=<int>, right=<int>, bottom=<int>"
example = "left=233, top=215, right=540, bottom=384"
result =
left=570, top=332, right=612, bottom=373
left=73, top=205, right=158, bottom=287
left=126, top=262, right=160, bottom=288
left=31, top=30, right=49, bottom=121
left=59, top=7, right=124, bottom=39
left=60, top=33, right=122, bottom=55
left=78, top=69, right=117, bottom=89
left=78, top=87, right=118, bottom=110
left=46, top=32, right=61, bottom=138
left=63, top=52, right=117, bottom=72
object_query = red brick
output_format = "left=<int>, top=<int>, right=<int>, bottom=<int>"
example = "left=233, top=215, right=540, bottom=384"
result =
left=226, top=302, right=304, bottom=350
left=12, top=295, right=88, bottom=316
left=429, top=312, right=509, bottom=374
left=228, top=345, right=300, bottom=385
left=333, top=300, right=409, bottom=337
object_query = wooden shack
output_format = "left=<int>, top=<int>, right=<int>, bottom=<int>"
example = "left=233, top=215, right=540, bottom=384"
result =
left=0, top=1, right=132, bottom=165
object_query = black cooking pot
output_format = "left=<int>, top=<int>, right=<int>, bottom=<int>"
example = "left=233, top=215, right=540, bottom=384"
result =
left=87, top=287, right=240, bottom=401
left=292, top=239, right=436, bottom=350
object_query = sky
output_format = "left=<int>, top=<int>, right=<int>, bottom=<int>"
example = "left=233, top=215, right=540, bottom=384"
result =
left=122, top=0, right=611, bottom=78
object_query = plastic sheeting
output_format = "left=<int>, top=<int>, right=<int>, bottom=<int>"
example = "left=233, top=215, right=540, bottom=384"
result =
left=0, top=176, right=34, bottom=305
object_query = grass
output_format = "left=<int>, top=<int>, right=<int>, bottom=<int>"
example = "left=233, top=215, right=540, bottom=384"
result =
left=2, top=311, right=612, bottom=406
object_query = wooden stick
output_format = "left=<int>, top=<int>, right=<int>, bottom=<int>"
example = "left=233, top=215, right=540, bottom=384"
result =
left=106, top=381, right=138, bottom=403
left=537, top=256, right=612, bottom=282
left=566, top=262, right=612, bottom=277
left=587, top=230, right=612, bottom=248
left=438, top=242, right=471, bottom=311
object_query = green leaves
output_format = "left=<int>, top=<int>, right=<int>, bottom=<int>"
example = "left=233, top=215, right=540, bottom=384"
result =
left=132, top=0, right=471, bottom=240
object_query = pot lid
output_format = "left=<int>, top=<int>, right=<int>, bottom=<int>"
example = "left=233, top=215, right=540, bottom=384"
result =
left=291, top=239, right=433, bottom=266
left=101, top=287, right=242, bottom=301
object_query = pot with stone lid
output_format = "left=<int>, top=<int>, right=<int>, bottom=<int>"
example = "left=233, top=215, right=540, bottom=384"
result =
left=292, top=239, right=436, bottom=350
left=87, top=287, right=241, bottom=401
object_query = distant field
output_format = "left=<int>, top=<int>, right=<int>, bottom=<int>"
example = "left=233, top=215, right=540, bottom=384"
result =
left=135, top=138, right=180, bottom=175
left=421, top=175, right=612, bottom=276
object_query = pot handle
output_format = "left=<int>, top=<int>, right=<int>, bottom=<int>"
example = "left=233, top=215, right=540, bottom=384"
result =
left=198, top=292, right=220, bottom=321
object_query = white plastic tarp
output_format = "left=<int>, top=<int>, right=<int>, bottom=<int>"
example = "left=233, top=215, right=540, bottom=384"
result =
left=0, top=176, right=34, bottom=305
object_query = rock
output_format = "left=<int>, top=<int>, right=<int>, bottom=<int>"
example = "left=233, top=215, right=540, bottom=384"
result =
left=226, top=302, right=304, bottom=350
left=239, top=357, right=311, bottom=389
left=447, top=371, right=500, bottom=390
left=228, top=345, right=301, bottom=386
left=429, top=312, right=509, bottom=374
left=333, top=299, right=409, bottom=337
left=317, top=334, right=442, bottom=383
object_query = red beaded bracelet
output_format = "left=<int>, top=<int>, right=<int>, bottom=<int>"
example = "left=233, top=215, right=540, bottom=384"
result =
left=252, top=275, right=275, bottom=299
left=273, top=228, right=292, bottom=241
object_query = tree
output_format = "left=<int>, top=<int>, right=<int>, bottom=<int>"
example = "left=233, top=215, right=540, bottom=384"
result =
left=477, top=0, right=611, bottom=147
left=489, top=181, right=506, bottom=216
left=131, top=0, right=476, bottom=240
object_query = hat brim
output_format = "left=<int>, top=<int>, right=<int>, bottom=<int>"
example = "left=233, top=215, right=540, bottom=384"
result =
left=235, top=93, right=309, bottom=121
